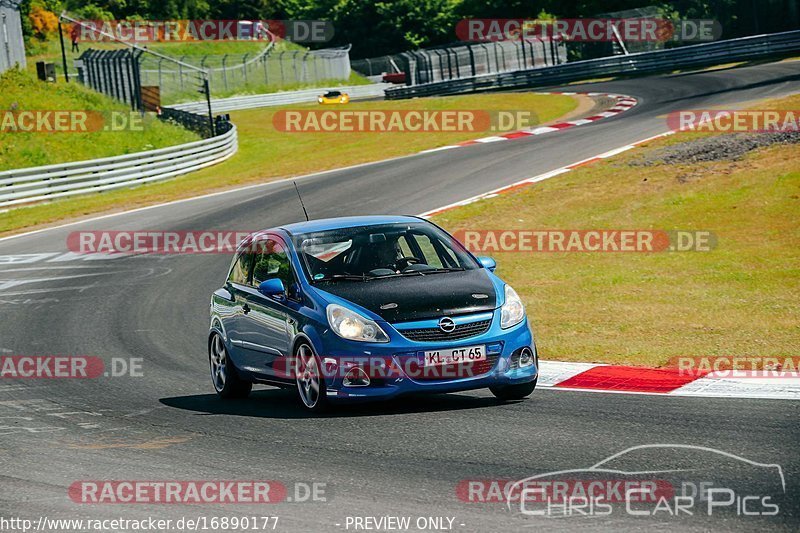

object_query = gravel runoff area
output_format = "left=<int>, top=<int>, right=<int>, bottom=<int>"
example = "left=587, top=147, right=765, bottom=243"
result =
left=633, top=130, right=800, bottom=165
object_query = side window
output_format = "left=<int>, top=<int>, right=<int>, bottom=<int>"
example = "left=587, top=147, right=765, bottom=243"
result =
left=253, top=239, right=295, bottom=290
left=228, top=249, right=253, bottom=285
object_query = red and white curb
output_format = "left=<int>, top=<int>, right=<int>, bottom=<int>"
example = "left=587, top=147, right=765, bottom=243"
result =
left=419, top=130, right=674, bottom=218
left=420, top=92, right=638, bottom=154
left=538, top=361, right=800, bottom=400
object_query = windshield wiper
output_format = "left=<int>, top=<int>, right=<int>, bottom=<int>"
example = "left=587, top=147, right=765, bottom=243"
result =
left=395, top=270, right=427, bottom=277
left=422, top=267, right=466, bottom=274
left=374, top=267, right=466, bottom=279
left=315, top=274, right=371, bottom=283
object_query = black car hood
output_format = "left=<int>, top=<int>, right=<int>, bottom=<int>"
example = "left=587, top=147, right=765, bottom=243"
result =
left=314, top=269, right=498, bottom=323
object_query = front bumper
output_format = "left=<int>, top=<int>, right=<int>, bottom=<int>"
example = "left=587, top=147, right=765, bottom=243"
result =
left=315, top=311, right=537, bottom=402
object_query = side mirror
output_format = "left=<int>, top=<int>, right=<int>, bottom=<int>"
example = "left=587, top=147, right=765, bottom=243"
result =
left=258, top=278, right=286, bottom=299
left=477, top=256, right=497, bottom=272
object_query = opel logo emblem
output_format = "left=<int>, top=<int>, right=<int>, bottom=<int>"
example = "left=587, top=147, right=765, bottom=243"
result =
left=438, top=317, right=456, bottom=333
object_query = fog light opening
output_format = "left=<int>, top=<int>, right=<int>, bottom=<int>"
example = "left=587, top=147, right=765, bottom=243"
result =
left=343, top=367, right=371, bottom=387
left=518, top=348, right=535, bottom=368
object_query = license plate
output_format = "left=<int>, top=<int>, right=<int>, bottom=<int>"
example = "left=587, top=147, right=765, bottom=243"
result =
left=424, top=345, right=486, bottom=367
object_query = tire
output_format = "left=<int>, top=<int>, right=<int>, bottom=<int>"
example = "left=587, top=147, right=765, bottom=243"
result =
left=294, top=342, right=328, bottom=412
left=490, top=378, right=537, bottom=401
left=209, top=331, right=252, bottom=399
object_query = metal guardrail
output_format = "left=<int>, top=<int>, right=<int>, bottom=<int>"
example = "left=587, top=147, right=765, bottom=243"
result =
left=171, top=83, right=392, bottom=114
left=0, top=123, right=237, bottom=208
left=386, top=30, right=800, bottom=99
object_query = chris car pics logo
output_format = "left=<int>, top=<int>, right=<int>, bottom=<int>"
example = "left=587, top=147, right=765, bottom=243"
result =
left=503, top=444, right=785, bottom=518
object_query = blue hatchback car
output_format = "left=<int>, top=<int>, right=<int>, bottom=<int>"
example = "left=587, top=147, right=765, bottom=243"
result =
left=209, top=215, right=538, bottom=411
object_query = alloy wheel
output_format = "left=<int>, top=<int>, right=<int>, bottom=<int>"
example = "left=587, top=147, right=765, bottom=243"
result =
left=295, top=344, right=321, bottom=408
left=210, top=333, right=228, bottom=392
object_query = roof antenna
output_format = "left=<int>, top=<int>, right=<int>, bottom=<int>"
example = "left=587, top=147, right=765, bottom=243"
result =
left=293, top=181, right=310, bottom=222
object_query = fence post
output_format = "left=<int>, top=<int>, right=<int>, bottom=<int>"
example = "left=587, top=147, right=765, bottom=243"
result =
left=242, top=53, right=249, bottom=84
left=467, top=44, right=476, bottom=76
left=222, top=54, right=228, bottom=90
left=445, top=49, right=453, bottom=80
left=476, top=43, right=488, bottom=74
left=114, top=50, right=126, bottom=102
left=432, top=49, right=445, bottom=82
left=301, top=52, right=309, bottom=82
left=131, top=49, right=144, bottom=112
left=76, top=50, right=85, bottom=83
left=291, top=51, right=298, bottom=82
left=90, top=50, right=101, bottom=93
left=525, top=39, right=532, bottom=67
left=121, top=51, right=131, bottom=109
left=204, top=77, right=214, bottom=137
left=88, top=50, right=98, bottom=91
left=308, top=51, right=315, bottom=81
left=101, top=51, right=111, bottom=98
left=57, top=19, right=70, bottom=82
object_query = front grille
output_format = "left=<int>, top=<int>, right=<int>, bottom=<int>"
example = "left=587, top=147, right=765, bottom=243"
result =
left=406, top=354, right=500, bottom=381
left=398, top=319, right=491, bottom=342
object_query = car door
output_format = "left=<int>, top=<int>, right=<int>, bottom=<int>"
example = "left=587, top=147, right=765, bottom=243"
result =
left=219, top=244, right=255, bottom=370
left=237, top=237, right=295, bottom=377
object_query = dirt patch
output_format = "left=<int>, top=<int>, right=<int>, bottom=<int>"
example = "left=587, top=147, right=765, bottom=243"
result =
left=632, top=131, right=800, bottom=166
left=551, top=94, right=610, bottom=123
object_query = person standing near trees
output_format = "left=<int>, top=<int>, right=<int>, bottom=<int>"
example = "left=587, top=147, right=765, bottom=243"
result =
left=70, top=24, right=80, bottom=53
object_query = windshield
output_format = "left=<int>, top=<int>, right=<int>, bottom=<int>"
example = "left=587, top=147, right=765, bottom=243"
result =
left=294, top=222, right=479, bottom=282
left=324, top=91, right=341, bottom=97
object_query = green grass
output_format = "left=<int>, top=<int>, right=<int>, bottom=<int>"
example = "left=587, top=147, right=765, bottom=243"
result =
left=0, top=68, right=199, bottom=171
left=432, top=94, right=800, bottom=367
left=0, top=92, right=577, bottom=234
left=139, top=40, right=271, bottom=57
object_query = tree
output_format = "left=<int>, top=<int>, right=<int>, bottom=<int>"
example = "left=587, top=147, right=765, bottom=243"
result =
left=28, top=4, right=60, bottom=40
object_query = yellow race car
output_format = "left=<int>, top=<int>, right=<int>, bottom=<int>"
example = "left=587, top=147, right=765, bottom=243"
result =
left=318, top=90, right=350, bottom=104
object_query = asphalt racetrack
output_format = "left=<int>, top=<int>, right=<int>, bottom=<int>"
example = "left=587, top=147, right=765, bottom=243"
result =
left=0, top=61, right=798, bottom=532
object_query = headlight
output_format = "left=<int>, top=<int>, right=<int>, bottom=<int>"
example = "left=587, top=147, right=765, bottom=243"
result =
left=326, top=304, right=389, bottom=342
left=318, top=97, right=324, bottom=103
left=500, top=285, right=525, bottom=329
